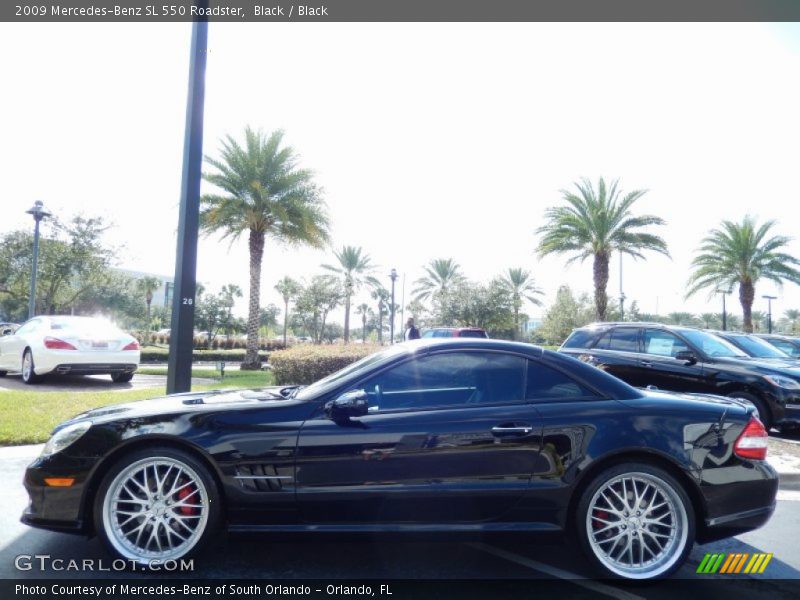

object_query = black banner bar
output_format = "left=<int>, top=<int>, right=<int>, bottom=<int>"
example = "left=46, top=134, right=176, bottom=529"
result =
left=5, top=0, right=800, bottom=23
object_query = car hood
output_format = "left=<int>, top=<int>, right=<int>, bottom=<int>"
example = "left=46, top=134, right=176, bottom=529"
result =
left=66, top=386, right=305, bottom=426
left=714, top=356, right=800, bottom=377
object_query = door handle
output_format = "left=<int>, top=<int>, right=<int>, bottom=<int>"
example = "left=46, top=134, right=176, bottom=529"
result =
left=491, top=425, right=533, bottom=436
left=639, top=360, right=653, bottom=367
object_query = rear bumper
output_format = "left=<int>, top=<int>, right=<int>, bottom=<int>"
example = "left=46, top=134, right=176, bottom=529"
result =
left=34, top=349, right=141, bottom=375
left=700, top=502, right=776, bottom=543
left=48, top=363, right=138, bottom=376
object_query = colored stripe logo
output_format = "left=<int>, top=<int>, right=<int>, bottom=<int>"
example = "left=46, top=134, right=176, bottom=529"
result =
left=696, top=552, right=773, bottom=574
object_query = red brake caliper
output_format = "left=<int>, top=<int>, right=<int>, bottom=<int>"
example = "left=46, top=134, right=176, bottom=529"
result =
left=177, top=483, right=198, bottom=516
left=593, top=509, right=609, bottom=529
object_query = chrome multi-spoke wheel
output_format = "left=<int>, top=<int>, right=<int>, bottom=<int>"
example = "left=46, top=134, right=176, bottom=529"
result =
left=580, top=467, right=693, bottom=579
left=21, top=350, right=40, bottom=384
left=101, top=456, right=210, bottom=562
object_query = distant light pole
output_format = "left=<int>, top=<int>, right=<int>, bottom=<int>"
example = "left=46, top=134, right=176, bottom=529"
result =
left=716, top=288, right=732, bottom=331
left=389, top=268, right=398, bottom=344
left=619, top=251, right=625, bottom=321
left=25, top=200, right=51, bottom=319
left=763, top=295, right=777, bottom=334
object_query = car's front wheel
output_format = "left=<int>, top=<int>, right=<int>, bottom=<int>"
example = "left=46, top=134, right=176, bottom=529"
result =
left=94, top=447, right=221, bottom=564
left=576, top=463, right=694, bottom=580
left=111, top=372, right=134, bottom=383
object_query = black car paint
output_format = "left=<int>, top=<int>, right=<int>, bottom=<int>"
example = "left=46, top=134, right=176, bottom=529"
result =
left=23, top=339, right=777, bottom=546
left=560, top=323, right=800, bottom=429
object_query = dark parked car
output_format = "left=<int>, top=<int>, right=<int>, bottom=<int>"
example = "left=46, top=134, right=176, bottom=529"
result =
left=421, top=327, right=489, bottom=338
left=560, top=322, right=800, bottom=430
left=758, top=334, right=800, bottom=358
left=23, top=339, right=776, bottom=580
left=714, top=331, right=796, bottom=363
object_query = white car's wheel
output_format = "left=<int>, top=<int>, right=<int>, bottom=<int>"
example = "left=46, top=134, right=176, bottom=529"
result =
left=577, top=463, right=694, bottom=579
left=94, top=447, right=221, bottom=564
left=21, top=349, right=42, bottom=384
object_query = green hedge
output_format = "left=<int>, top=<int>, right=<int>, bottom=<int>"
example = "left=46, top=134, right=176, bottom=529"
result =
left=270, top=344, right=383, bottom=385
left=140, top=349, right=270, bottom=363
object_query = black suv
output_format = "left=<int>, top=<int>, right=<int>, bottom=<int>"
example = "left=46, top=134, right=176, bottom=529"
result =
left=560, top=322, right=800, bottom=431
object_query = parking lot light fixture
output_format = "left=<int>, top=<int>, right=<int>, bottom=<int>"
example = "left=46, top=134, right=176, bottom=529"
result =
left=389, top=268, right=398, bottom=344
left=762, top=295, right=777, bottom=334
left=25, top=200, right=52, bottom=319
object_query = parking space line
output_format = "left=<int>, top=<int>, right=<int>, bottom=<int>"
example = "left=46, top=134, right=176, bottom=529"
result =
left=777, top=490, right=800, bottom=502
left=467, top=543, right=645, bottom=600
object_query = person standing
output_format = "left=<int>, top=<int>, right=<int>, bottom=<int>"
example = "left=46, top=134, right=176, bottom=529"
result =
left=404, top=317, right=420, bottom=341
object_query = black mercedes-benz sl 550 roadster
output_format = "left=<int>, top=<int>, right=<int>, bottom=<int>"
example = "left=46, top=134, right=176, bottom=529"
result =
left=22, top=339, right=777, bottom=579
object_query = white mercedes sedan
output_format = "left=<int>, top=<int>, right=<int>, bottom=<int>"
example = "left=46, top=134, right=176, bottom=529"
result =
left=0, top=316, right=140, bottom=384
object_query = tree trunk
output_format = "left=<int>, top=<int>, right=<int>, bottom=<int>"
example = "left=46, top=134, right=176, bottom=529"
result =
left=739, top=279, right=755, bottom=333
left=344, top=293, right=351, bottom=343
left=513, top=305, right=520, bottom=340
left=362, top=314, right=367, bottom=343
left=282, top=299, right=289, bottom=346
left=242, top=230, right=265, bottom=369
left=593, top=252, right=610, bottom=321
left=377, top=302, right=384, bottom=343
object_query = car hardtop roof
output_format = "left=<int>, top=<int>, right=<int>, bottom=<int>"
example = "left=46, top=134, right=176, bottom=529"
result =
left=404, top=337, right=544, bottom=357
left=425, top=326, right=487, bottom=330
left=756, top=333, right=799, bottom=340
left=582, top=321, right=690, bottom=330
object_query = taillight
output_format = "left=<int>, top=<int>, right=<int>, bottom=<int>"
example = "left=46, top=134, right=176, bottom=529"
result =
left=734, top=417, right=769, bottom=460
left=43, top=337, right=77, bottom=350
left=122, top=340, right=140, bottom=351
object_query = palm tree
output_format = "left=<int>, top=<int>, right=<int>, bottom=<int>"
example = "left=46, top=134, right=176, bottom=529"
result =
left=686, top=216, right=800, bottom=333
left=322, top=245, right=375, bottom=343
left=667, top=312, right=696, bottom=326
left=785, top=309, right=800, bottom=334
left=413, top=258, right=465, bottom=303
left=356, top=303, right=371, bottom=343
left=699, top=312, right=719, bottom=329
left=500, top=268, right=543, bottom=339
left=274, top=276, right=300, bottom=346
left=201, top=127, right=329, bottom=369
left=136, top=277, right=162, bottom=340
left=370, top=283, right=391, bottom=344
left=536, top=177, right=669, bottom=320
left=751, top=310, right=766, bottom=333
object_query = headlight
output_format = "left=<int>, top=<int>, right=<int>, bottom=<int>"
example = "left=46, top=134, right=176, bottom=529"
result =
left=763, top=374, right=800, bottom=390
left=41, top=421, right=92, bottom=457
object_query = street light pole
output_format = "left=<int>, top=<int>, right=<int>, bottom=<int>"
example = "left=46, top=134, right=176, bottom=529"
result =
left=25, top=200, right=51, bottom=319
left=619, top=251, right=625, bottom=321
left=389, top=268, right=398, bottom=344
left=762, top=295, right=777, bottom=334
left=167, top=9, right=209, bottom=394
left=716, top=288, right=731, bottom=331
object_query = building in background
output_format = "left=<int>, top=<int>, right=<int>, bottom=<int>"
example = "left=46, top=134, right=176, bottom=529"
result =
left=114, top=269, right=174, bottom=308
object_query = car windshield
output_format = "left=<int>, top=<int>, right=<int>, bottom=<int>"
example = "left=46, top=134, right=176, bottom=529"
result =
left=679, top=330, right=748, bottom=358
left=294, top=344, right=409, bottom=400
left=731, top=335, right=789, bottom=358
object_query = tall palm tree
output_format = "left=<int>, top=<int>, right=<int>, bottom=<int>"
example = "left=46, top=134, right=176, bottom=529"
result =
left=322, top=246, right=375, bottom=343
left=274, top=276, right=300, bottom=346
left=686, top=216, right=800, bottom=333
left=536, top=177, right=669, bottom=320
left=136, top=277, right=162, bottom=339
left=500, top=268, right=543, bottom=339
left=356, top=303, right=371, bottom=343
left=751, top=310, right=766, bottom=333
left=699, top=312, right=719, bottom=329
left=201, top=127, right=330, bottom=368
left=370, top=283, right=391, bottom=344
left=413, top=258, right=465, bottom=302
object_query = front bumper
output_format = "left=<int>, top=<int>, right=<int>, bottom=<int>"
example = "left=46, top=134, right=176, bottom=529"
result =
left=777, top=398, right=800, bottom=429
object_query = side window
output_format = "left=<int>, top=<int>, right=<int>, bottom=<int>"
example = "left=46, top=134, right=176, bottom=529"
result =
left=360, top=352, right=527, bottom=411
left=770, top=340, right=800, bottom=357
left=526, top=361, right=595, bottom=401
left=643, top=329, right=690, bottom=357
left=608, top=328, right=640, bottom=352
left=561, top=329, right=597, bottom=349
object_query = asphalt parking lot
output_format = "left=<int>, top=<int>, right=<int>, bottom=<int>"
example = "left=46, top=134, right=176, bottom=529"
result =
left=1, top=445, right=798, bottom=599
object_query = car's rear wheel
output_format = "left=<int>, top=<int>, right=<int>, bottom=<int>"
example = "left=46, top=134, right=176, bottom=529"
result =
left=21, top=349, right=42, bottom=384
left=111, top=372, right=134, bottom=383
left=727, top=392, right=771, bottom=431
left=576, top=463, right=694, bottom=580
left=94, top=447, right=221, bottom=564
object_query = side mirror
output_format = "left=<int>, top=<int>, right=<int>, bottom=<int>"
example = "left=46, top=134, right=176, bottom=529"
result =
left=1, top=328, right=12, bottom=337
left=325, top=389, right=369, bottom=421
left=675, top=350, right=697, bottom=365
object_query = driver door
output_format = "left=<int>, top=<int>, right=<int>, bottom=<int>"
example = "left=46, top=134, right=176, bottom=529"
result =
left=295, top=350, right=543, bottom=524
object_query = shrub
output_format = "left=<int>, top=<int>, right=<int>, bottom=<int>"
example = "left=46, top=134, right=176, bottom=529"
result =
left=270, top=344, right=382, bottom=385
left=139, top=349, right=270, bottom=363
